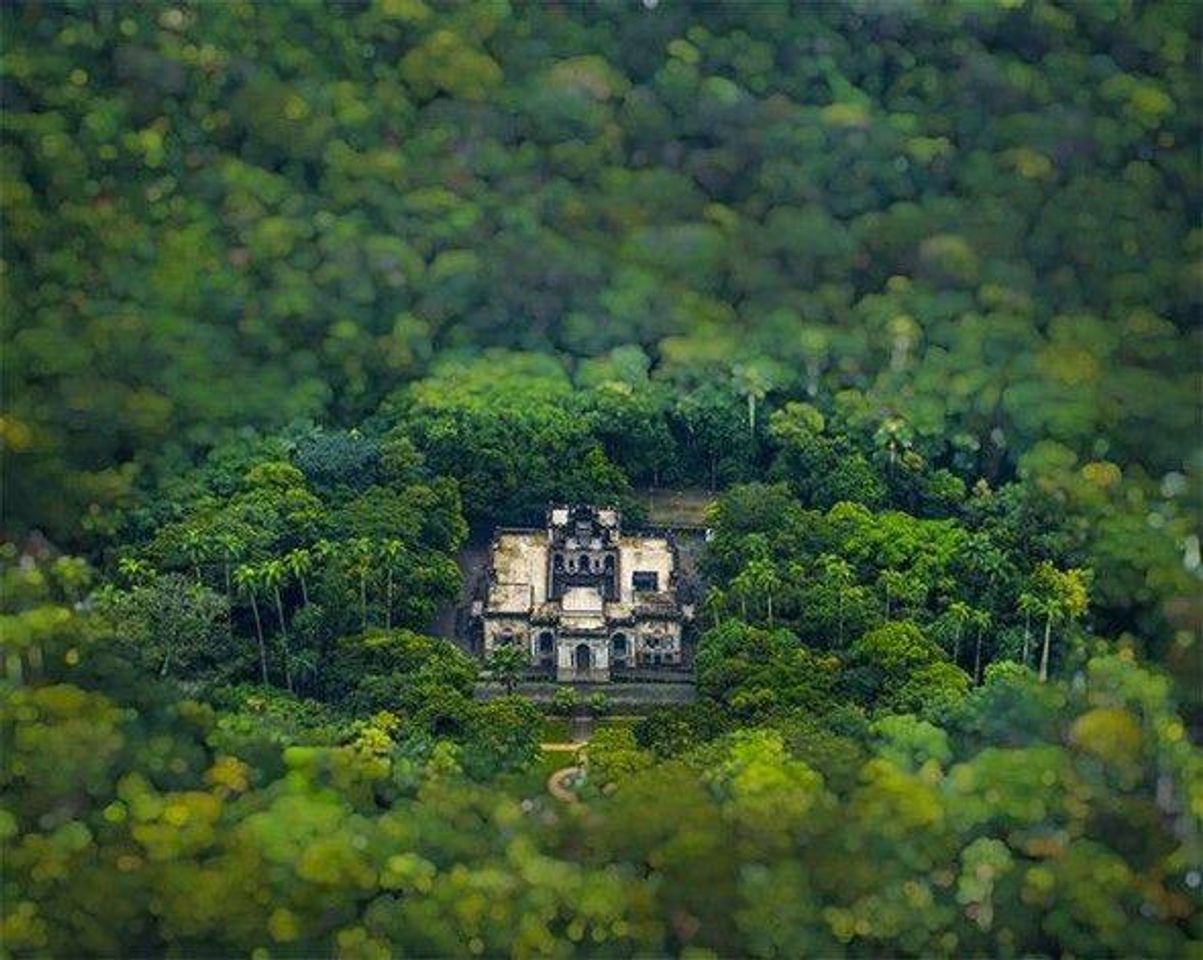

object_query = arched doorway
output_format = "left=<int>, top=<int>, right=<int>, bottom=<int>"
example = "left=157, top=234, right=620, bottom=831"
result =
left=574, top=643, right=591, bottom=673
left=538, top=631, right=555, bottom=670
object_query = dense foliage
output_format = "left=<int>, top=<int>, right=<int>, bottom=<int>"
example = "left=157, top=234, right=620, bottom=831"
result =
left=3, top=0, right=1198, bottom=540
left=2, top=1, right=1200, bottom=956
left=4, top=553, right=1201, bottom=957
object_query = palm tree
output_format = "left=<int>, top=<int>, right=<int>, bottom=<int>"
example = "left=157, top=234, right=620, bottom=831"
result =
left=1017, top=591, right=1039, bottom=666
left=1034, top=565, right=1089, bottom=683
left=349, top=538, right=373, bottom=631
left=732, top=362, right=775, bottom=433
left=1036, top=592, right=1060, bottom=683
left=181, top=529, right=205, bottom=585
left=754, top=558, right=781, bottom=626
left=118, top=556, right=152, bottom=586
left=234, top=563, right=269, bottom=685
left=946, top=600, right=973, bottom=666
left=284, top=547, right=313, bottom=607
left=262, top=559, right=293, bottom=693
left=312, top=538, right=335, bottom=566
left=819, top=554, right=854, bottom=647
left=704, top=585, right=727, bottom=628
left=379, top=539, right=404, bottom=631
left=797, top=326, right=829, bottom=398
left=216, top=532, right=242, bottom=639
left=879, top=569, right=912, bottom=620
left=732, top=557, right=779, bottom=626
left=970, top=608, right=992, bottom=684
left=873, top=417, right=914, bottom=472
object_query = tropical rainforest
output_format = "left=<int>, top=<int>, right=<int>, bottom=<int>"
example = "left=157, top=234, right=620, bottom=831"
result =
left=1, top=1, right=1200, bottom=956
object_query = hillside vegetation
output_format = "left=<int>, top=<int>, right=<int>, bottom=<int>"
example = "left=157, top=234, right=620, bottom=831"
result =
left=1, top=2, right=1200, bottom=956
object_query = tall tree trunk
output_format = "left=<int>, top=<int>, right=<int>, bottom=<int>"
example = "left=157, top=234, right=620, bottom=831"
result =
left=386, top=569, right=393, bottom=631
left=223, top=562, right=233, bottom=640
left=1022, top=610, right=1031, bottom=666
left=273, top=587, right=293, bottom=693
left=360, top=573, right=368, bottom=631
left=973, top=627, right=983, bottom=684
left=298, top=574, right=309, bottom=608
left=747, top=393, right=756, bottom=432
left=249, top=592, right=268, bottom=685
left=766, top=592, right=773, bottom=627
left=953, top=626, right=962, bottom=667
left=1039, top=613, right=1054, bottom=682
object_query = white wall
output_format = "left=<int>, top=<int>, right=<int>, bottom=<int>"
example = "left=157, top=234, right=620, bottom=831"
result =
left=617, top=536, right=673, bottom=603
left=556, top=636, right=610, bottom=681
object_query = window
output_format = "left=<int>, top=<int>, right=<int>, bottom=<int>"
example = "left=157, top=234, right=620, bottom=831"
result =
left=538, top=631, right=554, bottom=654
left=632, top=571, right=658, bottom=592
left=611, top=633, right=627, bottom=655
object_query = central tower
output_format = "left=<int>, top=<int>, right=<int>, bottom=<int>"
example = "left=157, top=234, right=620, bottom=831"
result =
left=547, top=504, right=620, bottom=602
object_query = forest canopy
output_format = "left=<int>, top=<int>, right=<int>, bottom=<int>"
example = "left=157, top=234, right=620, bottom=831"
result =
left=2, top=0, right=1199, bottom=541
left=1, top=1, right=1200, bottom=957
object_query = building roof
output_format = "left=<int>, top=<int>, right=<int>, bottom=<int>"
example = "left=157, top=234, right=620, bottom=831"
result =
left=485, top=532, right=547, bottom=614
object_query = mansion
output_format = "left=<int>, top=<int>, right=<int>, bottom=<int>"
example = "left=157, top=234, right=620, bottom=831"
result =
left=474, top=505, right=693, bottom=682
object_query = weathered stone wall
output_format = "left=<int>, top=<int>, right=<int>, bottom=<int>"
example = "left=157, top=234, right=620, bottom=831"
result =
left=475, top=680, right=697, bottom=706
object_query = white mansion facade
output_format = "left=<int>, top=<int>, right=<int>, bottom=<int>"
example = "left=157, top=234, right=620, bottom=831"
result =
left=475, top=505, right=693, bottom=682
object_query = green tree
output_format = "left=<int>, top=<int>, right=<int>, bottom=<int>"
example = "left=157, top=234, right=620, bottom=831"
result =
left=261, top=558, right=294, bottom=693
left=379, top=539, right=404, bottom=632
left=817, top=553, right=855, bottom=647
left=486, top=644, right=528, bottom=696
left=732, top=555, right=781, bottom=626
left=284, top=547, right=313, bottom=608
left=1030, top=563, right=1091, bottom=682
left=117, top=556, right=153, bottom=587
left=348, top=538, right=374, bottom=632
left=233, top=563, right=268, bottom=685
left=731, top=360, right=777, bottom=433
left=98, top=573, right=227, bottom=680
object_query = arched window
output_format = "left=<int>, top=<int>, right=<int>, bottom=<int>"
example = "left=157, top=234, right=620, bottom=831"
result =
left=579, top=553, right=590, bottom=571
left=499, top=631, right=514, bottom=647
left=553, top=553, right=564, bottom=571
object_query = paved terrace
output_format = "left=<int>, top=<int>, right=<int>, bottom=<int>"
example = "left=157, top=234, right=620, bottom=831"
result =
left=475, top=679, right=697, bottom=706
